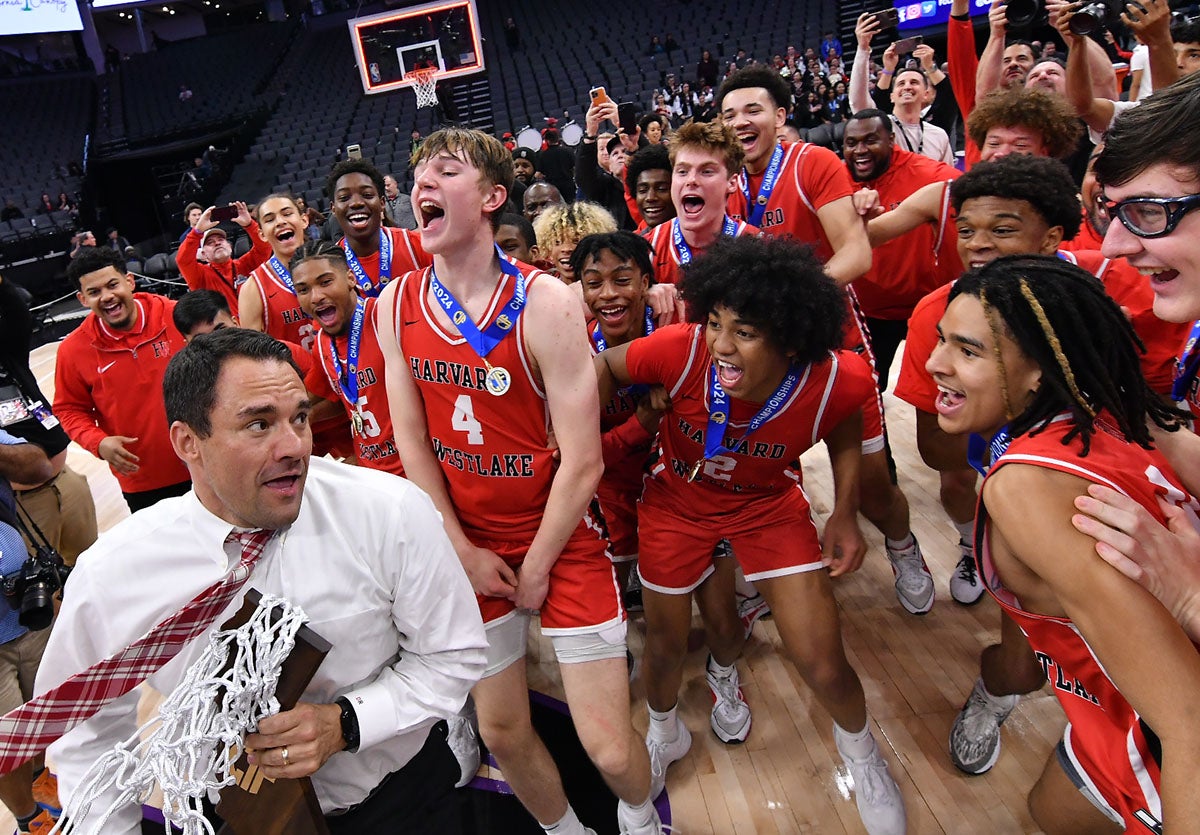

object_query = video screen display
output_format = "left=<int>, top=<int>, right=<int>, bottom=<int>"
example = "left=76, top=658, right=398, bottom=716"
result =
left=1, top=0, right=84, bottom=36
left=896, top=0, right=990, bottom=30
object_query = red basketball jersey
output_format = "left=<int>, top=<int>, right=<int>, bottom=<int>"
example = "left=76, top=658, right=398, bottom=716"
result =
left=644, top=217, right=758, bottom=286
left=394, top=263, right=557, bottom=540
left=306, top=298, right=402, bottom=476
left=247, top=260, right=317, bottom=351
left=624, top=323, right=873, bottom=517
left=344, top=227, right=431, bottom=295
left=726, top=140, right=854, bottom=261
left=980, top=416, right=1200, bottom=831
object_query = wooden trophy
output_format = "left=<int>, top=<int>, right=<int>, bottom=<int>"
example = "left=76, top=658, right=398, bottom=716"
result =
left=215, top=590, right=333, bottom=835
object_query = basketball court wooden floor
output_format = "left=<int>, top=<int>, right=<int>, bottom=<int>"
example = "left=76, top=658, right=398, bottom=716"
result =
left=10, top=339, right=1065, bottom=834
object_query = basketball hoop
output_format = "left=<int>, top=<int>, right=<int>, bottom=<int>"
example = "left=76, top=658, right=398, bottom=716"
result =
left=407, top=67, right=440, bottom=109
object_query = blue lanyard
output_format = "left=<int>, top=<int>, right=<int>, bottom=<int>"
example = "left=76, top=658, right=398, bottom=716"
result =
left=329, top=298, right=366, bottom=410
left=671, top=216, right=739, bottom=265
left=267, top=255, right=295, bottom=294
left=967, top=425, right=1012, bottom=479
left=591, top=305, right=654, bottom=353
left=429, top=244, right=526, bottom=360
left=741, top=143, right=784, bottom=228
left=342, top=228, right=392, bottom=297
left=689, top=362, right=801, bottom=481
left=1172, top=319, right=1200, bottom=402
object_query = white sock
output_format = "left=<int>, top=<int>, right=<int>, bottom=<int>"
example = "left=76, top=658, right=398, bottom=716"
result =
left=541, top=805, right=586, bottom=834
left=618, top=793, right=657, bottom=827
left=647, top=704, right=678, bottom=743
left=885, top=532, right=916, bottom=553
left=835, top=719, right=876, bottom=760
left=707, top=655, right=736, bottom=679
left=953, top=519, right=974, bottom=546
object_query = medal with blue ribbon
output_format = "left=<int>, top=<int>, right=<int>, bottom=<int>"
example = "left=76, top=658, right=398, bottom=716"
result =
left=267, top=255, right=295, bottom=294
left=671, top=215, right=739, bottom=265
left=1171, top=319, right=1200, bottom=402
left=429, top=245, right=527, bottom=396
left=741, top=143, right=784, bottom=228
left=342, top=228, right=393, bottom=297
left=329, top=297, right=366, bottom=434
left=688, top=361, right=802, bottom=482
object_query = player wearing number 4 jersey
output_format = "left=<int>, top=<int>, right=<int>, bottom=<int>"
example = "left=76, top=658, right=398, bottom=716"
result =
left=378, top=128, right=661, bottom=835
left=291, top=242, right=403, bottom=477
left=928, top=256, right=1200, bottom=834
left=597, top=235, right=906, bottom=835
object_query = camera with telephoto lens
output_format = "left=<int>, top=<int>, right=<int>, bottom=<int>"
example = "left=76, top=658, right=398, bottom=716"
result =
left=1068, top=0, right=1137, bottom=34
left=2, top=544, right=70, bottom=631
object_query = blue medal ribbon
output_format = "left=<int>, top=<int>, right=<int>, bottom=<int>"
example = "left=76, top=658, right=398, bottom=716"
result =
left=741, top=143, right=784, bottom=228
left=342, top=228, right=393, bottom=297
left=966, top=425, right=1012, bottom=479
left=671, top=215, right=740, bottom=265
left=267, top=255, right=295, bottom=294
left=1171, top=318, right=1200, bottom=402
left=329, top=298, right=366, bottom=419
left=593, top=306, right=655, bottom=400
left=689, top=362, right=801, bottom=481
left=429, top=244, right=527, bottom=360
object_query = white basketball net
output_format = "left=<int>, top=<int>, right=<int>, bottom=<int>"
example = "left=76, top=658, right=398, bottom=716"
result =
left=409, top=69, right=439, bottom=109
left=54, top=595, right=309, bottom=835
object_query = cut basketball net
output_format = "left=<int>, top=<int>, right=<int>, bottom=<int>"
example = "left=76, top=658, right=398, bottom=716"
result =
left=54, top=595, right=309, bottom=835
left=408, top=67, right=440, bottom=109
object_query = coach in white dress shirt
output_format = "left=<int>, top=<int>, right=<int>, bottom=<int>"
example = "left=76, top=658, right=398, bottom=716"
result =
left=36, top=328, right=487, bottom=833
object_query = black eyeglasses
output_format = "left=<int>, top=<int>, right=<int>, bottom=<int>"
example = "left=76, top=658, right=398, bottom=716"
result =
left=1097, top=193, right=1200, bottom=238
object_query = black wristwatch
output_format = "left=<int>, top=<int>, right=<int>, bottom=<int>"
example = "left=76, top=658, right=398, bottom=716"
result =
left=335, top=696, right=360, bottom=753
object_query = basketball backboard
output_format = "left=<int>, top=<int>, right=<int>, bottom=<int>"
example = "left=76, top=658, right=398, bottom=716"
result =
left=348, top=0, right=484, bottom=95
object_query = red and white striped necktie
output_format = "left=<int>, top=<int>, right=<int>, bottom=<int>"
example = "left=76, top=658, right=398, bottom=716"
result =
left=0, top=528, right=274, bottom=775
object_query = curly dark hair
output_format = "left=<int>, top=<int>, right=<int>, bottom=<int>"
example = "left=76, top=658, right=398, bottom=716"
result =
left=950, top=155, right=1082, bottom=240
left=325, top=158, right=386, bottom=201
left=716, top=65, right=792, bottom=111
left=966, top=88, right=1081, bottom=160
left=680, top=235, right=845, bottom=363
left=624, top=144, right=672, bottom=194
left=950, top=255, right=1186, bottom=454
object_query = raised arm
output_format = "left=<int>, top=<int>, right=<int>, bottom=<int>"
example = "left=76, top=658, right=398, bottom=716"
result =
left=866, top=180, right=946, bottom=246
left=850, top=14, right=882, bottom=113
left=976, top=0, right=1010, bottom=97
left=1055, top=3, right=1117, bottom=135
left=818, top=196, right=873, bottom=286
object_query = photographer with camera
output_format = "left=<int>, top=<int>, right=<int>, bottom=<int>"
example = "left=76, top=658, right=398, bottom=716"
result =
left=177, top=201, right=273, bottom=315
left=0, top=428, right=60, bottom=834
left=576, top=98, right=636, bottom=230
left=1057, top=0, right=1184, bottom=137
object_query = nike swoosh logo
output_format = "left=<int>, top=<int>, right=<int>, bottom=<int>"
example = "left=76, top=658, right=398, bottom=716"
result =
left=97, top=361, right=117, bottom=373
left=403, top=320, right=420, bottom=326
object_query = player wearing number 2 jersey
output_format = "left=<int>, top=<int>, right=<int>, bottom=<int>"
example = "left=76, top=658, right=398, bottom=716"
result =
left=289, top=242, right=402, bottom=477
left=597, top=235, right=906, bottom=834
left=927, top=255, right=1200, bottom=834
left=378, top=128, right=659, bottom=835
